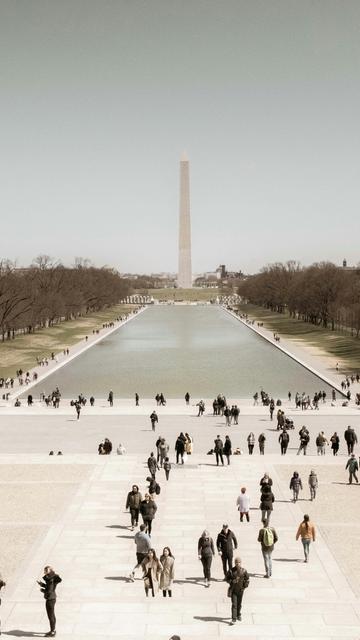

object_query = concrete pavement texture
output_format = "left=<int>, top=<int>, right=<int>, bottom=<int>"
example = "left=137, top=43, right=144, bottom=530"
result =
left=0, top=445, right=359, bottom=639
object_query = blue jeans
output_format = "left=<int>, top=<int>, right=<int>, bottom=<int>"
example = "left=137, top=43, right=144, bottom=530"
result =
left=262, top=549, right=272, bottom=576
left=302, top=538, right=310, bottom=560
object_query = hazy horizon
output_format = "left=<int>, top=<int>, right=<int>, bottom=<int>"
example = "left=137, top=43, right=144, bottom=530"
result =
left=1, top=1, right=360, bottom=273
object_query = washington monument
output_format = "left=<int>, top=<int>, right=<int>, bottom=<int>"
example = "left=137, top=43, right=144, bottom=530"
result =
left=178, top=152, right=192, bottom=288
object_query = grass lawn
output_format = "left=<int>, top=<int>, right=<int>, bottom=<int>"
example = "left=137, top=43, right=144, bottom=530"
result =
left=237, top=302, right=360, bottom=373
left=148, top=287, right=219, bottom=302
left=0, top=304, right=137, bottom=379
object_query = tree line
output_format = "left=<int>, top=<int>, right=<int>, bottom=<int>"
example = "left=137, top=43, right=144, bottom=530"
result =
left=238, top=261, right=360, bottom=337
left=0, top=256, right=130, bottom=341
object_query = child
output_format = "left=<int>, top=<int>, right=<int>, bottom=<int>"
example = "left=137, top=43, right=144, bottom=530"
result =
left=164, top=457, right=171, bottom=481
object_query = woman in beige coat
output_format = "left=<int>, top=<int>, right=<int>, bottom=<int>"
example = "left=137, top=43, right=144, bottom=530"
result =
left=185, top=433, right=193, bottom=455
left=141, top=549, right=162, bottom=597
left=159, top=547, right=175, bottom=597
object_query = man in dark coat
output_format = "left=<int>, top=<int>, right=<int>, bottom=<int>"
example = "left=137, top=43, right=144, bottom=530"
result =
left=225, top=557, right=249, bottom=624
left=150, top=411, right=158, bottom=432
left=214, top=435, right=224, bottom=466
left=175, top=433, right=185, bottom=464
left=147, top=452, right=159, bottom=478
left=344, top=426, right=357, bottom=455
left=217, top=524, right=238, bottom=577
left=278, top=429, right=289, bottom=455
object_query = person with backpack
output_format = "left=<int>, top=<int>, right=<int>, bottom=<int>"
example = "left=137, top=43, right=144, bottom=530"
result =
left=225, top=557, right=249, bottom=624
left=257, top=519, right=278, bottom=578
left=345, top=453, right=359, bottom=484
left=259, top=484, right=274, bottom=524
left=308, top=470, right=318, bottom=501
left=296, top=514, right=315, bottom=562
left=279, top=429, right=290, bottom=455
left=146, top=476, right=161, bottom=497
left=290, top=471, right=303, bottom=502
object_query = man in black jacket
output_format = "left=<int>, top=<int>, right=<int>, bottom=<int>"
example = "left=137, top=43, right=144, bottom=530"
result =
left=216, top=524, right=238, bottom=577
left=226, top=557, right=249, bottom=624
left=38, top=566, right=62, bottom=637
left=214, top=436, right=224, bottom=466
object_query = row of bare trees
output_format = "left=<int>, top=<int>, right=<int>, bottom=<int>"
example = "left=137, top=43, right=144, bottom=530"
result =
left=0, top=256, right=130, bottom=341
left=238, top=261, right=360, bottom=336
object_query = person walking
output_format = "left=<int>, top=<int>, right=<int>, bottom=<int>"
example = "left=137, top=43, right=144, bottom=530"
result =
left=290, top=471, right=303, bottom=502
left=150, top=411, right=158, bottom=432
left=141, top=549, right=162, bottom=597
left=260, top=484, right=274, bottom=525
left=147, top=452, right=159, bottom=479
left=330, top=432, right=340, bottom=456
left=184, top=432, right=193, bottom=455
left=125, top=484, right=142, bottom=530
left=140, top=494, right=157, bottom=536
left=260, top=472, right=273, bottom=491
left=225, top=557, right=249, bottom=624
left=175, top=433, right=186, bottom=464
left=129, top=524, right=151, bottom=581
left=159, top=438, right=169, bottom=467
left=185, top=392, right=190, bottom=405
left=316, top=432, right=328, bottom=455
left=247, top=432, right=255, bottom=455
left=74, top=400, right=81, bottom=420
left=279, top=429, right=289, bottom=455
left=107, top=390, right=114, bottom=407
left=224, top=435, right=232, bottom=465
left=37, top=566, right=62, bottom=637
left=214, top=436, right=224, bottom=466
left=296, top=514, right=316, bottom=562
left=258, top=433, right=266, bottom=455
left=257, top=519, right=278, bottom=578
left=346, top=453, right=359, bottom=484
left=198, top=530, right=215, bottom=587
left=308, top=470, right=318, bottom=501
left=216, top=524, right=238, bottom=577
left=135, top=392, right=139, bottom=406
left=164, top=457, right=171, bottom=480
left=344, top=426, right=357, bottom=455
left=160, top=547, right=175, bottom=597
left=237, top=487, right=250, bottom=522
left=297, top=426, right=310, bottom=455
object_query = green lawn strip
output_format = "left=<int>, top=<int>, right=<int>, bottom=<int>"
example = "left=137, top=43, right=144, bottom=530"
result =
left=148, top=287, right=220, bottom=302
left=237, top=303, right=360, bottom=373
left=0, top=304, right=137, bottom=379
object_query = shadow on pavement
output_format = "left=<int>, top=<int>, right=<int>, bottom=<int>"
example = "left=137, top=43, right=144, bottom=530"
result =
left=194, top=616, right=231, bottom=625
left=104, top=576, right=130, bottom=582
left=3, top=632, right=44, bottom=637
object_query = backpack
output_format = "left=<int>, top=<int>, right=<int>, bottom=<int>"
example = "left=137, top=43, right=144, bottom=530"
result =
left=263, top=527, right=274, bottom=547
left=155, top=483, right=161, bottom=495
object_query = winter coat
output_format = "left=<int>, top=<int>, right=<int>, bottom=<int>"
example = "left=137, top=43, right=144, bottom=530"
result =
left=247, top=433, right=255, bottom=444
left=344, top=428, right=357, bottom=444
left=140, top=499, right=157, bottom=520
left=175, top=438, right=185, bottom=453
left=185, top=436, right=193, bottom=454
left=258, top=526, right=278, bottom=551
left=141, top=557, right=162, bottom=592
left=214, top=438, right=223, bottom=453
left=198, top=536, right=215, bottom=557
left=260, top=486, right=274, bottom=510
left=147, top=457, right=158, bottom=474
left=126, top=490, right=142, bottom=510
left=260, top=477, right=273, bottom=490
left=223, top=439, right=232, bottom=455
left=39, top=572, right=62, bottom=600
left=237, top=493, right=250, bottom=512
left=290, top=475, right=303, bottom=490
left=308, top=473, right=318, bottom=488
left=159, top=555, right=175, bottom=589
left=296, top=521, right=316, bottom=541
left=346, top=457, right=359, bottom=472
left=216, top=529, right=237, bottom=555
left=226, top=566, right=249, bottom=594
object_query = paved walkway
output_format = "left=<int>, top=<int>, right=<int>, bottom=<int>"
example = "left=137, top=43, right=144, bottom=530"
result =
left=2, top=453, right=360, bottom=639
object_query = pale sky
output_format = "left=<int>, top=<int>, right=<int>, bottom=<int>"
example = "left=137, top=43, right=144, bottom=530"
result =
left=1, top=0, right=360, bottom=274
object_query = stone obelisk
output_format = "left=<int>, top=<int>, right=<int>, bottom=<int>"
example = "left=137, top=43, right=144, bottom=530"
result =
left=178, top=152, right=192, bottom=288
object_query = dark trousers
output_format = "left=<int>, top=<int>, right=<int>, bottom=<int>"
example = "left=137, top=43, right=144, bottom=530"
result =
left=280, top=444, right=288, bottom=455
left=46, top=599, right=56, bottom=632
left=231, top=590, right=244, bottom=620
left=215, top=451, right=224, bottom=465
left=349, top=471, right=358, bottom=484
left=176, top=451, right=184, bottom=464
left=130, top=508, right=139, bottom=526
left=225, top=454, right=231, bottom=465
left=165, top=469, right=170, bottom=480
left=248, top=444, right=254, bottom=455
left=221, top=553, right=233, bottom=576
left=201, top=554, right=212, bottom=580
left=143, top=517, right=153, bottom=534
